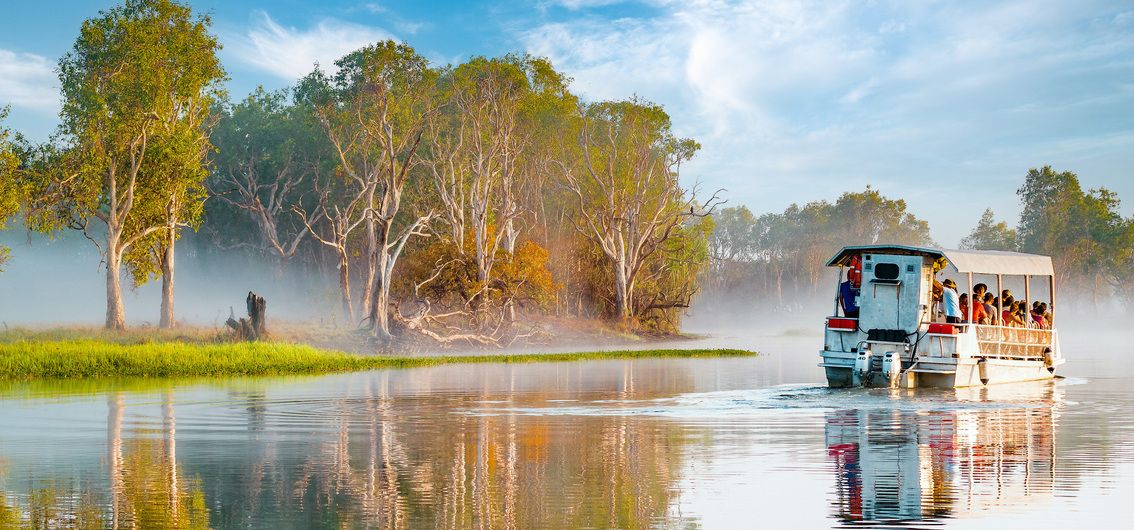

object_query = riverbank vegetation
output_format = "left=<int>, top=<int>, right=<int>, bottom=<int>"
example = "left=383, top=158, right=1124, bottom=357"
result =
left=0, top=338, right=754, bottom=380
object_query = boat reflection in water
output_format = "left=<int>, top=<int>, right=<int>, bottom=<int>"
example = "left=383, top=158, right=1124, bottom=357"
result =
left=826, top=384, right=1060, bottom=525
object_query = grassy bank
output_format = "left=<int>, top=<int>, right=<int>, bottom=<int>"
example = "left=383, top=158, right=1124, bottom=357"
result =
left=0, top=340, right=756, bottom=380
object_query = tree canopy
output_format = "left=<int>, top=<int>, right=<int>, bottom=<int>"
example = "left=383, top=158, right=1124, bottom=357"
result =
left=959, top=208, right=1018, bottom=251
left=0, top=106, right=24, bottom=271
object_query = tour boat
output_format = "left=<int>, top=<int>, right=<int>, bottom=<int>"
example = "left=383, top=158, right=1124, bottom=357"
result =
left=820, top=244, right=1064, bottom=388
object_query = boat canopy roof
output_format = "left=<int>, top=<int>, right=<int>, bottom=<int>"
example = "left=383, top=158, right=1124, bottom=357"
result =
left=826, top=245, right=1055, bottom=277
left=826, top=245, right=945, bottom=267
left=940, top=248, right=1054, bottom=277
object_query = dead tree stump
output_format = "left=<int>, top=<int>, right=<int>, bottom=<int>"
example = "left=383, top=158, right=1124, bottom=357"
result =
left=226, top=291, right=267, bottom=340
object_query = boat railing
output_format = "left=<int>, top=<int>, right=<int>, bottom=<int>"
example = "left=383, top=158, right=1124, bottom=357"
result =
left=920, top=323, right=1053, bottom=360
left=971, top=324, right=1053, bottom=359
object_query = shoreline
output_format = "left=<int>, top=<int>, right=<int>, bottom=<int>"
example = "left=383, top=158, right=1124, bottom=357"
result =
left=0, top=338, right=757, bottom=380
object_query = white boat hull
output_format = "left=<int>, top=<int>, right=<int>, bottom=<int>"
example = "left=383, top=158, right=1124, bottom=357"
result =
left=820, top=351, right=1062, bottom=389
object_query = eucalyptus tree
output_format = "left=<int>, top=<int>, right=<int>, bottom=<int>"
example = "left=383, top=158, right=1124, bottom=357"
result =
left=124, top=109, right=213, bottom=328
left=829, top=187, right=932, bottom=246
left=424, top=55, right=560, bottom=320
left=293, top=167, right=371, bottom=323
left=298, top=41, right=439, bottom=339
left=25, top=0, right=223, bottom=329
left=559, top=98, right=721, bottom=327
left=959, top=208, right=1018, bottom=251
left=1017, top=165, right=1134, bottom=303
left=208, top=88, right=319, bottom=269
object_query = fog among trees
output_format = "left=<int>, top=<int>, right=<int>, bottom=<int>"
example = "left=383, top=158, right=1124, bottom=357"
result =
left=705, top=170, right=1134, bottom=321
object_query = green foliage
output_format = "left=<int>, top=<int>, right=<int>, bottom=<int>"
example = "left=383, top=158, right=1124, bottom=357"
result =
left=0, top=106, right=25, bottom=270
left=0, top=339, right=755, bottom=380
left=1016, top=165, right=1134, bottom=302
left=830, top=187, right=933, bottom=246
left=202, top=87, right=325, bottom=259
left=34, top=0, right=224, bottom=229
left=636, top=214, right=714, bottom=332
left=709, top=206, right=757, bottom=263
left=959, top=208, right=1018, bottom=251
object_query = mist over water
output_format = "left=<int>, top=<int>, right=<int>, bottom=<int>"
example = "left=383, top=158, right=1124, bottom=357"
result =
left=0, top=230, right=341, bottom=326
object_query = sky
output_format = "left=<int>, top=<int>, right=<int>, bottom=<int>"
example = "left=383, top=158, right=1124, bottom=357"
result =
left=1, top=0, right=1132, bottom=246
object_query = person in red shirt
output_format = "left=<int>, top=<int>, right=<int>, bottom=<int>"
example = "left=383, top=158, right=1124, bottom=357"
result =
left=970, top=293, right=987, bottom=323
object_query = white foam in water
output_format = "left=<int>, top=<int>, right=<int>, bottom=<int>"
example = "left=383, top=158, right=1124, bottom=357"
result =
left=459, top=382, right=1056, bottom=418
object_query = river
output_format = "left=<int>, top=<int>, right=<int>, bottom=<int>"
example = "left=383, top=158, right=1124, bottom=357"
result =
left=0, top=328, right=1130, bottom=528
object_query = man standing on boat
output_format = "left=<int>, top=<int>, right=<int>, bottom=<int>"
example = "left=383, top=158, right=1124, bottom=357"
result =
left=942, top=279, right=962, bottom=324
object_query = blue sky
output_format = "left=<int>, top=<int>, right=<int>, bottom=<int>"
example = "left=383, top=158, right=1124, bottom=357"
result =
left=2, top=0, right=1132, bottom=245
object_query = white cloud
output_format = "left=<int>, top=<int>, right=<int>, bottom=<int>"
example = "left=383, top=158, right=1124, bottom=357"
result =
left=519, top=0, right=1134, bottom=244
left=0, top=49, right=58, bottom=111
left=548, top=0, right=638, bottom=10
left=230, top=11, right=395, bottom=81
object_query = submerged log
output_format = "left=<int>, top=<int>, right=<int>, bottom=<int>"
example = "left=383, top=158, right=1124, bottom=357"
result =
left=226, top=291, right=267, bottom=340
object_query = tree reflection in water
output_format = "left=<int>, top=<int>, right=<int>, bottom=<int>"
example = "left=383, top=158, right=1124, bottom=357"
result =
left=0, top=362, right=696, bottom=528
left=0, top=392, right=209, bottom=529
left=265, top=367, right=693, bottom=529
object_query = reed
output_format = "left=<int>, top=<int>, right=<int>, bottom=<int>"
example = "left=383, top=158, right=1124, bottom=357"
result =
left=0, top=340, right=756, bottom=380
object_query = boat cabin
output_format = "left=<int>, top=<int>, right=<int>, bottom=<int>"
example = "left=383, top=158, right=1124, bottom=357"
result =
left=820, top=245, right=1063, bottom=388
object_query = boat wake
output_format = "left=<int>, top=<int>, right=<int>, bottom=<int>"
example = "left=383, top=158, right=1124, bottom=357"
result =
left=459, top=380, right=1068, bottom=418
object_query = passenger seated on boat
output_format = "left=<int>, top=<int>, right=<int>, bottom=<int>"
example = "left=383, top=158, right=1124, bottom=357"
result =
left=959, top=293, right=969, bottom=321
left=969, top=292, right=987, bottom=323
left=942, top=279, right=962, bottom=324
left=1031, top=304, right=1048, bottom=329
left=982, top=293, right=997, bottom=325
left=1034, top=302, right=1051, bottom=329
left=974, top=283, right=988, bottom=301
left=1003, top=301, right=1025, bottom=327
left=838, top=279, right=860, bottom=318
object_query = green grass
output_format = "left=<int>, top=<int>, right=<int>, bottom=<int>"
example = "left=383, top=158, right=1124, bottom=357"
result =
left=0, top=339, right=756, bottom=380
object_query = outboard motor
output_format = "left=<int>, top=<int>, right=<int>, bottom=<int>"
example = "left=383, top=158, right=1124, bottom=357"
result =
left=853, top=348, right=873, bottom=386
left=1043, top=348, right=1056, bottom=374
left=881, top=351, right=901, bottom=388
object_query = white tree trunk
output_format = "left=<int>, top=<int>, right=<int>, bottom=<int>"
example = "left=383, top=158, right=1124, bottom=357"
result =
left=613, top=260, right=632, bottom=326
left=105, top=227, right=127, bottom=331
left=362, top=213, right=377, bottom=317
left=160, top=223, right=176, bottom=329
left=369, top=226, right=393, bottom=339
left=338, top=251, right=354, bottom=323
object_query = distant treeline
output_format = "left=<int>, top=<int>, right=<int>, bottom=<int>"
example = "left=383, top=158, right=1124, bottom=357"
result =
left=0, top=0, right=715, bottom=342
left=707, top=170, right=1134, bottom=314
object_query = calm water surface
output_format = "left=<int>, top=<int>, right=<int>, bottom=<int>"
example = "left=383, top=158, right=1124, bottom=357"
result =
left=1, top=331, right=1131, bottom=529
